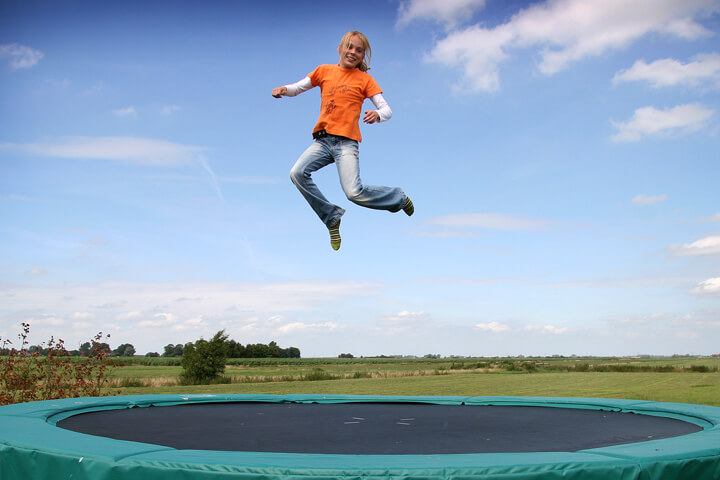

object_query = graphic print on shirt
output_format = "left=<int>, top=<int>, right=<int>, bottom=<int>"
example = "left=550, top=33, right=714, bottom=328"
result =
left=324, top=98, right=336, bottom=115
left=323, top=84, right=351, bottom=115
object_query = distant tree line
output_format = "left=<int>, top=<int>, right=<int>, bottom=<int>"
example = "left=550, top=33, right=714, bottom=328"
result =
left=2, top=341, right=116, bottom=357
left=3, top=338, right=299, bottom=359
left=162, top=339, right=300, bottom=358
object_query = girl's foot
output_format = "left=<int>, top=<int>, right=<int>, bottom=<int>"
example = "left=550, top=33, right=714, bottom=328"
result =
left=328, top=220, right=341, bottom=250
left=403, top=197, right=414, bottom=216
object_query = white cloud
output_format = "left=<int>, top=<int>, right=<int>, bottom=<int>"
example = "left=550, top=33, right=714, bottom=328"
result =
left=475, top=321, right=511, bottom=332
left=185, top=316, right=206, bottom=326
left=430, top=213, right=552, bottom=230
left=611, top=103, right=715, bottom=142
left=276, top=322, right=339, bottom=334
left=700, top=213, right=720, bottom=222
left=613, top=53, right=720, bottom=88
left=103, top=323, right=123, bottom=332
left=172, top=316, right=208, bottom=331
left=383, top=310, right=428, bottom=324
left=632, top=193, right=668, bottom=205
left=1, top=279, right=379, bottom=328
left=397, top=0, right=487, bottom=28
left=139, top=312, right=178, bottom=328
left=546, top=325, right=569, bottom=334
left=35, top=315, right=65, bottom=327
left=0, top=43, right=44, bottom=69
left=523, top=324, right=569, bottom=334
left=1, top=194, right=35, bottom=202
left=2, top=279, right=714, bottom=356
left=603, top=311, right=720, bottom=348
left=427, top=25, right=511, bottom=92
left=374, top=311, right=431, bottom=337
left=425, top=0, right=718, bottom=92
left=690, top=277, right=720, bottom=296
left=475, top=322, right=569, bottom=334
left=160, top=105, right=181, bottom=115
left=0, top=136, right=207, bottom=166
left=113, top=106, right=137, bottom=117
left=670, top=233, right=720, bottom=257
left=25, top=268, right=46, bottom=276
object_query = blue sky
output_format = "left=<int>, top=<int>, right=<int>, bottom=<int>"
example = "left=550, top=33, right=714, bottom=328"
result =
left=1, top=0, right=719, bottom=357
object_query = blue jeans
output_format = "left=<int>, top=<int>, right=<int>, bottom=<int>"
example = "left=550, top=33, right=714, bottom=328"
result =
left=290, top=135, right=407, bottom=227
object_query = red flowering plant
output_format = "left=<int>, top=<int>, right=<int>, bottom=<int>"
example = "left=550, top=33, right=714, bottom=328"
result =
left=0, top=323, right=114, bottom=405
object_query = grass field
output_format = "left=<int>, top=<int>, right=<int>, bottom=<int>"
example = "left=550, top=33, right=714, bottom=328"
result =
left=105, top=357, right=720, bottom=406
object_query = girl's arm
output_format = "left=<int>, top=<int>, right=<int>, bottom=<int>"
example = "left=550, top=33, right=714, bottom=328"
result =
left=363, top=93, right=392, bottom=124
left=272, top=77, right=313, bottom=98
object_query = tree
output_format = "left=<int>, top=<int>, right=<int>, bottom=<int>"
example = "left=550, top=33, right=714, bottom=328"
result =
left=180, top=331, right=229, bottom=385
left=245, top=343, right=272, bottom=358
left=281, top=347, right=301, bottom=358
left=113, top=343, right=136, bottom=357
left=268, top=341, right=281, bottom=357
left=162, top=344, right=184, bottom=357
left=79, top=341, right=110, bottom=357
left=226, top=339, right=246, bottom=358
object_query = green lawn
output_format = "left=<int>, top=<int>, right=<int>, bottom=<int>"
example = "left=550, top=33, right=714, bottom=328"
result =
left=107, top=358, right=720, bottom=406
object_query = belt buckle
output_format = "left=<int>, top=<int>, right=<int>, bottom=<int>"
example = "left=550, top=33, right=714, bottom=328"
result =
left=313, top=129, right=328, bottom=140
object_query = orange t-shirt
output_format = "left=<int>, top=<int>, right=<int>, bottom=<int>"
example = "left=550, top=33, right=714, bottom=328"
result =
left=308, top=64, right=382, bottom=142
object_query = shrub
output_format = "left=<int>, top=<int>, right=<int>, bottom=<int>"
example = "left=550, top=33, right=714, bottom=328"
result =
left=117, top=378, right=146, bottom=388
left=301, top=368, right=336, bottom=381
left=0, top=323, right=113, bottom=405
left=574, top=363, right=590, bottom=372
left=520, top=362, right=538, bottom=372
left=179, top=330, right=229, bottom=385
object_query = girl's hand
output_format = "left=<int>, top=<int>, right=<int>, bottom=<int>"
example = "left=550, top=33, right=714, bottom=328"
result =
left=272, top=86, right=287, bottom=98
left=363, top=110, right=380, bottom=124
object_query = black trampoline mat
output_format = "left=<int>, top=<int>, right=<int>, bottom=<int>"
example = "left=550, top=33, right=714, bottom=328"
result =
left=57, top=402, right=703, bottom=454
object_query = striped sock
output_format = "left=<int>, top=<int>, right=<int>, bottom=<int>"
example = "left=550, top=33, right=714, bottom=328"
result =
left=328, top=220, right=341, bottom=250
left=402, top=197, right=414, bottom=216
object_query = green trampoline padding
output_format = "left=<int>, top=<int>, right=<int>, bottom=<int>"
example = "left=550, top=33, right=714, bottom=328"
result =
left=1, top=394, right=720, bottom=480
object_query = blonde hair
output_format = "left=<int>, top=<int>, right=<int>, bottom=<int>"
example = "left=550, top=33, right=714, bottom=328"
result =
left=338, top=31, right=371, bottom=72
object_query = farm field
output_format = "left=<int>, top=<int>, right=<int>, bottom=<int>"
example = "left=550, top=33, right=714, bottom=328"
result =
left=106, top=357, right=720, bottom=406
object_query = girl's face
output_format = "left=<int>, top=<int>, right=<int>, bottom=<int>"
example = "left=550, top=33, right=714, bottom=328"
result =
left=338, top=34, right=366, bottom=69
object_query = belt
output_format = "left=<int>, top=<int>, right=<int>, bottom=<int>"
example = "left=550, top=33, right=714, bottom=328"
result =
left=312, top=130, right=352, bottom=141
left=312, top=129, right=329, bottom=139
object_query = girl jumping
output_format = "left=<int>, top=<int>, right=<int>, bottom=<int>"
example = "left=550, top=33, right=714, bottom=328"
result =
left=272, top=30, right=413, bottom=251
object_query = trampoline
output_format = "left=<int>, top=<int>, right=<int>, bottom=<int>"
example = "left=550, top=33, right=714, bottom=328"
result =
left=1, top=394, right=720, bottom=479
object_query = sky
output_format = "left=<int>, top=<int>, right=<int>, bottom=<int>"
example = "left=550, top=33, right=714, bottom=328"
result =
left=1, top=0, right=719, bottom=358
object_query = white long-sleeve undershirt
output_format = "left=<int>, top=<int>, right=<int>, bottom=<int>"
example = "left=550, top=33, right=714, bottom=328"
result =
left=283, top=76, right=392, bottom=123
